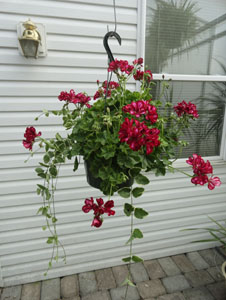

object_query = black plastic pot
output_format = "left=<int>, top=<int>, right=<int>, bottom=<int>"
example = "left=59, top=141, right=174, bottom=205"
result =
left=84, top=160, right=133, bottom=190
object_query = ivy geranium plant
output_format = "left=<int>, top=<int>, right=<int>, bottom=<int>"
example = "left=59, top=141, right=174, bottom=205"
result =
left=23, top=58, right=221, bottom=279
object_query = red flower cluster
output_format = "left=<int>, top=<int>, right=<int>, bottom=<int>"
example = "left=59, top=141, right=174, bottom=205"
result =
left=133, top=70, right=153, bottom=82
left=119, top=118, right=160, bottom=155
left=58, top=89, right=91, bottom=108
left=82, top=197, right=115, bottom=228
left=23, top=126, right=41, bottom=151
left=123, top=100, right=158, bottom=124
left=93, top=80, right=119, bottom=100
left=108, top=59, right=134, bottom=74
left=133, top=58, right=143, bottom=65
left=186, top=154, right=221, bottom=190
left=174, top=101, right=199, bottom=118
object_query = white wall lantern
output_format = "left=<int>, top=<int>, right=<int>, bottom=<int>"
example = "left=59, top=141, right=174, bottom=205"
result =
left=17, top=19, right=47, bottom=58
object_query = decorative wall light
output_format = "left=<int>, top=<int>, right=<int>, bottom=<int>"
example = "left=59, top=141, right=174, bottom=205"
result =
left=17, top=19, right=47, bottom=58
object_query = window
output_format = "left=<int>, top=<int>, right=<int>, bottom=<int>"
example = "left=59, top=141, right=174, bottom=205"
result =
left=145, top=0, right=226, bottom=158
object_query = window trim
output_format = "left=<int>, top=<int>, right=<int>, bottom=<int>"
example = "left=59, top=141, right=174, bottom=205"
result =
left=137, top=0, right=226, bottom=161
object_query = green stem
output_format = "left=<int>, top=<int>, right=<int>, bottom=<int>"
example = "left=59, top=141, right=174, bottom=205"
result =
left=125, top=191, right=134, bottom=300
left=171, top=166, right=193, bottom=178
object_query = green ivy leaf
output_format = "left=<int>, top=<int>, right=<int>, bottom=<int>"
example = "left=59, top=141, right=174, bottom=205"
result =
left=37, top=184, right=47, bottom=191
left=124, top=203, right=134, bottom=216
left=129, top=167, right=141, bottom=178
left=132, top=187, right=144, bottom=198
left=118, top=187, right=131, bottom=198
left=121, top=277, right=136, bottom=287
left=43, top=109, right=49, bottom=117
left=126, top=228, right=143, bottom=245
left=37, top=207, right=43, bottom=214
left=132, top=255, right=143, bottom=262
left=56, top=133, right=62, bottom=141
left=43, top=154, right=50, bottom=164
left=52, top=217, right=58, bottom=223
left=133, top=228, right=143, bottom=239
left=47, top=237, right=54, bottom=244
left=135, top=174, right=150, bottom=185
left=45, top=143, right=50, bottom=152
left=73, top=157, right=79, bottom=172
left=35, top=167, right=43, bottom=174
left=45, top=189, right=51, bottom=201
left=42, top=226, right=47, bottom=231
left=39, top=162, right=49, bottom=168
left=134, top=208, right=148, bottom=219
left=122, top=257, right=131, bottom=262
left=49, top=166, right=57, bottom=177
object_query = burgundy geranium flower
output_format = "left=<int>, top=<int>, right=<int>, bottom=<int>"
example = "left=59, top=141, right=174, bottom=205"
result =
left=92, top=216, right=103, bottom=228
left=82, top=197, right=94, bottom=213
left=23, top=126, right=42, bottom=151
left=108, top=59, right=134, bottom=74
left=133, top=58, right=143, bottom=65
left=187, top=154, right=221, bottom=190
left=108, top=59, right=121, bottom=72
left=119, top=118, right=160, bottom=154
left=133, top=70, right=144, bottom=81
left=208, top=177, right=221, bottom=190
left=144, top=70, right=153, bottom=82
left=58, top=90, right=91, bottom=108
left=174, top=101, right=199, bottom=118
left=82, top=197, right=115, bottom=228
left=122, top=100, right=158, bottom=124
left=123, top=100, right=149, bottom=118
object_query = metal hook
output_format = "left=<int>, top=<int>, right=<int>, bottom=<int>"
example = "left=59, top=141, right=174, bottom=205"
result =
left=103, top=31, right=121, bottom=63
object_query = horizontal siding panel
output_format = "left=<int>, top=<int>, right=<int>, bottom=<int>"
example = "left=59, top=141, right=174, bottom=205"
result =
left=0, top=32, right=136, bottom=55
left=51, top=0, right=137, bottom=8
left=0, top=113, right=63, bottom=126
left=0, top=173, right=225, bottom=208
left=0, top=50, right=136, bottom=68
left=0, top=200, right=225, bottom=244
left=0, top=153, right=74, bottom=169
left=0, top=192, right=225, bottom=233
left=0, top=83, right=97, bottom=96
left=0, top=164, right=79, bottom=182
left=0, top=82, right=136, bottom=96
left=0, top=211, right=223, bottom=257
left=0, top=125, right=68, bottom=141
left=0, top=97, right=63, bottom=111
left=0, top=189, right=225, bottom=223
left=1, top=168, right=225, bottom=195
left=0, top=1, right=137, bottom=24
left=0, top=67, right=111, bottom=83
left=0, top=14, right=137, bottom=39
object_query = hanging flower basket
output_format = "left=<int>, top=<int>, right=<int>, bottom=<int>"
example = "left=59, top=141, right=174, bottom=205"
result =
left=22, top=56, right=221, bottom=276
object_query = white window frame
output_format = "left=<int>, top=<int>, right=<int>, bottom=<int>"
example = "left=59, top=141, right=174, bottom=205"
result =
left=137, top=0, right=226, bottom=163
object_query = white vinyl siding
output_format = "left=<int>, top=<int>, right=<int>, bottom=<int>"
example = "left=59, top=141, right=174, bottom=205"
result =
left=0, top=0, right=226, bottom=288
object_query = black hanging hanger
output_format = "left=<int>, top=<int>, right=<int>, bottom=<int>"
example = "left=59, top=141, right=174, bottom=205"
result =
left=103, top=31, right=121, bottom=63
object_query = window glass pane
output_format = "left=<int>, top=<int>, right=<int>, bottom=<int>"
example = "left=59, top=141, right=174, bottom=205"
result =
left=153, top=81, right=225, bottom=157
left=145, top=0, right=226, bottom=75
